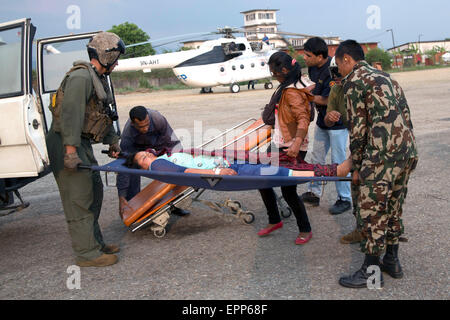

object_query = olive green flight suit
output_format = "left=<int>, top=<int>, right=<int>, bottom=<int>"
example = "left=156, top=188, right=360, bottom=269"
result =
left=46, top=64, right=118, bottom=262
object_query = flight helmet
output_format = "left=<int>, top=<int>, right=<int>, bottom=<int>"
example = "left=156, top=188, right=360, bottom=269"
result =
left=87, top=32, right=125, bottom=69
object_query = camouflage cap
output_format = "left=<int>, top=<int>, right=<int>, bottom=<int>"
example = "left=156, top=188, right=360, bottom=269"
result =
left=87, top=32, right=125, bottom=69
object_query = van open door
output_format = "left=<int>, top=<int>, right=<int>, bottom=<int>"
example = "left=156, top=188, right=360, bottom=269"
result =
left=0, top=18, right=50, bottom=213
left=36, top=31, right=121, bottom=136
left=0, top=18, right=49, bottom=179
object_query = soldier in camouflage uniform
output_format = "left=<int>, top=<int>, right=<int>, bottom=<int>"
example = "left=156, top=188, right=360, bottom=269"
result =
left=333, top=40, right=418, bottom=288
left=46, top=32, right=125, bottom=267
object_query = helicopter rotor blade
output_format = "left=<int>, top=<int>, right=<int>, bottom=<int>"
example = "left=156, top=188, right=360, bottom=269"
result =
left=274, top=30, right=337, bottom=40
left=217, top=26, right=338, bottom=41
left=124, top=32, right=216, bottom=49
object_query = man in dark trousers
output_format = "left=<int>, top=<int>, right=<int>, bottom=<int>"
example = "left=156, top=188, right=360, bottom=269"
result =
left=117, top=106, right=190, bottom=217
left=301, top=37, right=352, bottom=215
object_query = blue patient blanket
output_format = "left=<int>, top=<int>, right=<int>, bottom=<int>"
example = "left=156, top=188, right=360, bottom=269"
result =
left=89, top=159, right=350, bottom=192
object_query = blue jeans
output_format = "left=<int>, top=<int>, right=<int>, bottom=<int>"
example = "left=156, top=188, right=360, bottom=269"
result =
left=229, top=163, right=290, bottom=176
left=307, top=126, right=351, bottom=202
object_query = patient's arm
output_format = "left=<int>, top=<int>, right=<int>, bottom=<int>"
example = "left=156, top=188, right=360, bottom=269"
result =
left=184, top=168, right=237, bottom=175
left=292, top=170, right=314, bottom=177
left=337, top=158, right=352, bottom=177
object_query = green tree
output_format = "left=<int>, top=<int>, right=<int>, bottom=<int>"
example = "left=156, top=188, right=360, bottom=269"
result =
left=108, top=22, right=155, bottom=58
left=287, top=45, right=306, bottom=68
left=179, top=46, right=194, bottom=51
left=365, top=47, right=393, bottom=70
left=295, top=54, right=307, bottom=68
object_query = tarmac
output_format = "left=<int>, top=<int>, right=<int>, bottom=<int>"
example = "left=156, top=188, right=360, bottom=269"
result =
left=0, top=68, right=449, bottom=300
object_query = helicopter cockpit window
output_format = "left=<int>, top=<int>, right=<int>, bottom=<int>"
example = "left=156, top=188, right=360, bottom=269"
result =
left=222, top=42, right=244, bottom=57
left=250, top=42, right=263, bottom=52
left=0, top=26, right=23, bottom=98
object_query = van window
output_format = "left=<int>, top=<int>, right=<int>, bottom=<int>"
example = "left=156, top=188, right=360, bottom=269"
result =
left=41, top=38, right=90, bottom=93
left=0, top=26, right=23, bottom=98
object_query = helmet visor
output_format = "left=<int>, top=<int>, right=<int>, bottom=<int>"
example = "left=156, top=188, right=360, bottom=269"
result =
left=106, top=39, right=126, bottom=55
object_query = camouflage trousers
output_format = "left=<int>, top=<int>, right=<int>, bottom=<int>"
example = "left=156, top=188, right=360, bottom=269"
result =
left=356, top=157, right=418, bottom=256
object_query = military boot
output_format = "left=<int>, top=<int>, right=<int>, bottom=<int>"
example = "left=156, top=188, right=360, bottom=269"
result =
left=101, top=244, right=120, bottom=254
left=339, top=254, right=384, bottom=289
left=380, top=244, right=403, bottom=279
left=76, top=253, right=118, bottom=267
left=340, top=228, right=363, bottom=244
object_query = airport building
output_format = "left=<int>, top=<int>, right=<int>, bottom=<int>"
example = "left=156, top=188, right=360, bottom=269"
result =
left=240, top=8, right=377, bottom=57
left=240, top=9, right=341, bottom=49
left=387, top=40, right=450, bottom=66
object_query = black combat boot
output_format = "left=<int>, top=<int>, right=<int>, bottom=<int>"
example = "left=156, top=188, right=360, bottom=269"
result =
left=380, top=244, right=403, bottom=279
left=339, top=254, right=384, bottom=289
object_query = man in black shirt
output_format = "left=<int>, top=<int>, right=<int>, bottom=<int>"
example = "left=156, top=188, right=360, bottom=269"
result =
left=300, top=38, right=351, bottom=215
left=117, top=106, right=190, bottom=217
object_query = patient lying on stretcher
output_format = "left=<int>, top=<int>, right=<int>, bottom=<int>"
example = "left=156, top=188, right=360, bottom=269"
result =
left=125, top=150, right=352, bottom=178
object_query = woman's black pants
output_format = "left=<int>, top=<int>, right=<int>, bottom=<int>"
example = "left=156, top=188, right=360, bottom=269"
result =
left=258, top=150, right=311, bottom=233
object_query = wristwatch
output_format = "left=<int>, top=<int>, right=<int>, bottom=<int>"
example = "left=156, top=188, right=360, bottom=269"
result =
left=214, top=167, right=222, bottom=175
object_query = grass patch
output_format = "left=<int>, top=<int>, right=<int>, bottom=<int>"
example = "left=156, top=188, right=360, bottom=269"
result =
left=389, top=64, right=450, bottom=73
left=160, top=83, right=189, bottom=90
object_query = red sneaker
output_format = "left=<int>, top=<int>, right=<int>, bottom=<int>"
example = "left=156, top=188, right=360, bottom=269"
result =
left=295, top=232, right=312, bottom=245
left=257, top=222, right=283, bottom=236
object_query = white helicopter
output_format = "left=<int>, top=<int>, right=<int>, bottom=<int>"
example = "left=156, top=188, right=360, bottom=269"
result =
left=114, top=27, right=279, bottom=93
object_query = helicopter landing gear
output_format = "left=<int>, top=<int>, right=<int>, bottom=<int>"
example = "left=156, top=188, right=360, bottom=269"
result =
left=200, top=87, right=213, bottom=94
left=230, top=83, right=240, bottom=93
left=264, top=82, right=273, bottom=90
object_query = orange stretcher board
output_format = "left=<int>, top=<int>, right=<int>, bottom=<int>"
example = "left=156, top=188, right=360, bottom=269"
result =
left=120, top=118, right=272, bottom=233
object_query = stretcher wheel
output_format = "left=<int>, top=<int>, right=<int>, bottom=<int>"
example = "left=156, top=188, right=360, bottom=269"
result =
left=241, top=211, right=255, bottom=224
left=281, top=207, right=292, bottom=218
left=225, top=199, right=242, bottom=213
left=230, top=200, right=242, bottom=212
left=153, top=228, right=166, bottom=238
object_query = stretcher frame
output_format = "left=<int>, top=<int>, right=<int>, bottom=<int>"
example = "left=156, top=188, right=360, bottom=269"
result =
left=119, top=117, right=279, bottom=237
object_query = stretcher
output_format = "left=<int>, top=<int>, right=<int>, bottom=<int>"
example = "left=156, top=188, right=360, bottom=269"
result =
left=93, top=118, right=350, bottom=237
left=114, top=118, right=274, bottom=236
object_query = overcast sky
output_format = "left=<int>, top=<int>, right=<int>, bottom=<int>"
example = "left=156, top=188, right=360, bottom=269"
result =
left=2, top=0, right=449, bottom=51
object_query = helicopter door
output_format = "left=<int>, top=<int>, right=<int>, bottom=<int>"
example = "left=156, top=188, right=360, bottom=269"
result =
left=0, top=18, right=49, bottom=179
left=36, top=32, right=121, bottom=136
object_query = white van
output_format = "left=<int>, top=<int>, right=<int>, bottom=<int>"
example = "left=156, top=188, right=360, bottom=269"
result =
left=0, top=18, right=120, bottom=214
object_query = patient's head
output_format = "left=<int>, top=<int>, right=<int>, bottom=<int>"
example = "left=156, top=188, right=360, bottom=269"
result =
left=124, top=151, right=156, bottom=170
